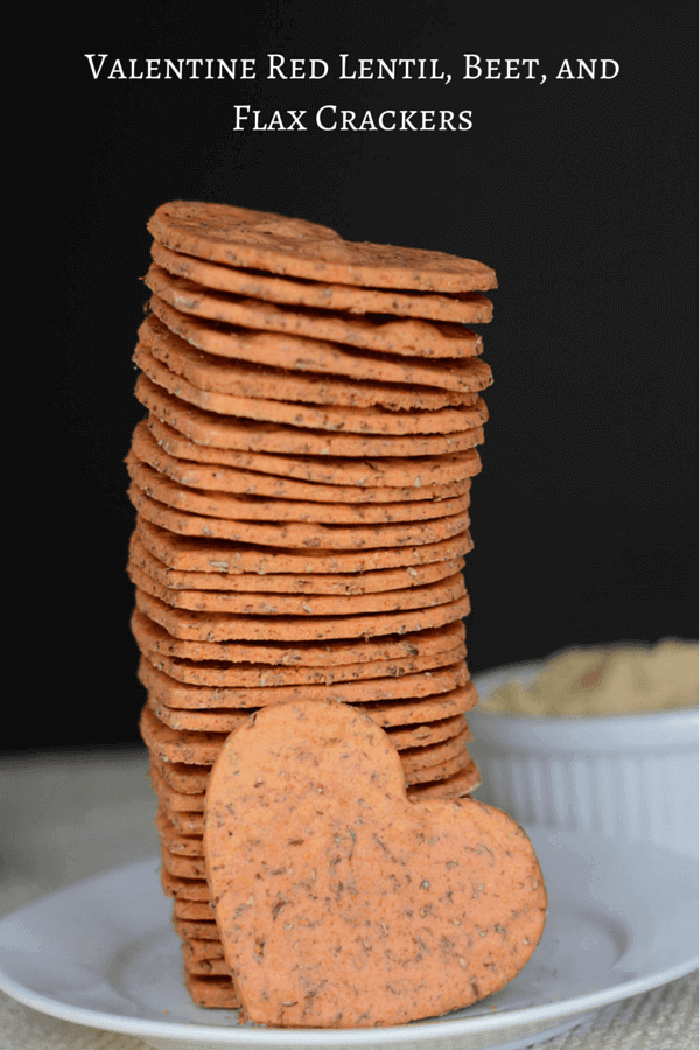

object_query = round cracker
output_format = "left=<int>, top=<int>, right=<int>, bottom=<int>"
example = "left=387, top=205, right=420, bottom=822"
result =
left=142, top=703, right=469, bottom=765
left=126, top=453, right=472, bottom=527
left=132, top=608, right=465, bottom=677
left=131, top=606, right=465, bottom=666
left=135, top=343, right=487, bottom=435
left=138, top=318, right=481, bottom=409
left=145, top=264, right=482, bottom=359
left=145, top=304, right=491, bottom=393
left=133, top=514, right=473, bottom=575
left=135, top=374, right=485, bottom=456
left=146, top=416, right=483, bottom=490
left=130, top=532, right=464, bottom=597
left=407, top=759, right=482, bottom=798
left=128, top=485, right=471, bottom=550
left=132, top=420, right=472, bottom=504
left=147, top=200, right=498, bottom=292
left=146, top=726, right=472, bottom=795
left=134, top=585, right=470, bottom=642
left=129, top=559, right=465, bottom=617
left=139, top=654, right=467, bottom=710
left=152, top=242, right=493, bottom=323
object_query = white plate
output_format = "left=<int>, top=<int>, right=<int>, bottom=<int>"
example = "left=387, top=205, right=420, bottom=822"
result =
left=0, top=830, right=696, bottom=1050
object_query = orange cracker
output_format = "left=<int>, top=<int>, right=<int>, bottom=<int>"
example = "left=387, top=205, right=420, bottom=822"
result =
left=133, top=418, right=473, bottom=503
left=151, top=241, right=493, bottom=323
left=183, top=940, right=224, bottom=961
left=130, top=530, right=464, bottom=596
left=148, top=683, right=476, bottom=734
left=148, top=725, right=477, bottom=815
left=145, top=265, right=483, bottom=359
left=133, top=514, right=472, bottom=575
left=176, top=917, right=219, bottom=940
left=185, top=955, right=232, bottom=977
left=408, top=759, right=482, bottom=798
left=128, top=484, right=471, bottom=550
left=135, top=340, right=486, bottom=434
left=139, top=641, right=465, bottom=689
left=129, top=552, right=465, bottom=616
left=353, top=680, right=478, bottom=727
left=162, top=846, right=207, bottom=880
left=139, top=654, right=467, bottom=711
left=147, top=725, right=472, bottom=793
left=136, top=372, right=485, bottom=458
left=183, top=971, right=239, bottom=1009
left=134, top=585, right=470, bottom=642
left=202, top=701, right=545, bottom=1028
left=398, top=725, right=471, bottom=775
left=157, top=811, right=207, bottom=856
left=145, top=302, right=489, bottom=392
left=147, top=200, right=498, bottom=292
left=162, top=831, right=211, bottom=865
left=132, top=604, right=465, bottom=666
left=147, top=414, right=484, bottom=489
left=150, top=705, right=469, bottom=762
left=137, top=313, right=481, bottom=409
left=126, top=452, right=473, bottom=525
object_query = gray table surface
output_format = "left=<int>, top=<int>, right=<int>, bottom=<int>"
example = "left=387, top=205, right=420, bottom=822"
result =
left=1, top=749, right=697, bottom=1050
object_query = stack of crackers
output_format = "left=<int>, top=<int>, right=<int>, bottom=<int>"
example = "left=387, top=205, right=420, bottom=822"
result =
left=126, top=201, right=497, bottom=1011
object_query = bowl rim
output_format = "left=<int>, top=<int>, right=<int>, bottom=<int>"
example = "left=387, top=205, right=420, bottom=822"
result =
left=470, top=655, right=699, bottom=752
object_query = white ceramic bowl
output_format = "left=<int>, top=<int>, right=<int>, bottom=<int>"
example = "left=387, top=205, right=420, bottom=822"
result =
left=469, top=660, right=699, bottom=856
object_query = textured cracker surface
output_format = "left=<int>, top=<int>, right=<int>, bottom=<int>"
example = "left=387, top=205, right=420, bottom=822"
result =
left=204, top=701, right=546, bottom=1027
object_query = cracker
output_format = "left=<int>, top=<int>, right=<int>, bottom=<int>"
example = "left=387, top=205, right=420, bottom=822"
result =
left=163, top=822, right=212, bottom=850
left=142, top=704, right=227, bottom=764
left=354, top=681, right=478, bottom=728
left=133, top=514, right=473, bottom=575
left=132, top=605, right=465, bottom=665
left=203, top=701, right=545, bottom=1027
left=145, top=303, right=489, bottom=392
left=183, top=940, right=224, bottom=961
left=128, top=486, right=471, bottom=550
left=130, top=530, right=464, bottom=596
left=148, top=683, right=476, bottom=733
left=148, top=730, right=472, bottom=794
left=149, top=738, right=477, bottom=816
left=185, top=956, right=233, bottom=977
left=147, top=415, right=484, bottom=489
left=157, top=811, right=207, bottom=856
left=175, top=916, right=219, bottom=940
left=129, top=556, right=466, bottom=618
left=162, top=846, right=207, bottom=879
left=134, top=419, right=474, bottom=504
left=183, top=972, right=240, bottom=1009
left=136, top=373, right=485, bottom=457
left=407, top=760, right=482, bottom=799
left=140, top=653, right=468, bottom=711
left=150, top=703, right=468, bottom=759
left=140, top=642, right=465, bottom=689
left=151, top=242, right=493, bottom=323
left=135, top=342, right=486, bottom=436
left=145, top=266, right=483, bottom=359
left=134, top=585, right=470, bottom=642
left=126, top=452, right=473, bottom=525
left=147, top=201, right=498, bottom=292
left=138, top=309, right=482, bottom=408
left=398, top=726, right=471, bottom=775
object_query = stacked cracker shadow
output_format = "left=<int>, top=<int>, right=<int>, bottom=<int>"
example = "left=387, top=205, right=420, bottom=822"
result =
left=126, top=201, right=497, bottom=1010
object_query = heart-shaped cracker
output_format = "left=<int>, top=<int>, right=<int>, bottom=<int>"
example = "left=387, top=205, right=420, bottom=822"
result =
left=204, top=700, right=546, bottom=1028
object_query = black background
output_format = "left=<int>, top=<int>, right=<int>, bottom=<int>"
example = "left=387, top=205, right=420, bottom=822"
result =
left=27, top=2, right=696, bottom=752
